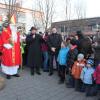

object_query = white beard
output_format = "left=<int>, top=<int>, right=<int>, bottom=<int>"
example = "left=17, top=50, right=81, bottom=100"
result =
left=10, top=24, right=17, bottom=43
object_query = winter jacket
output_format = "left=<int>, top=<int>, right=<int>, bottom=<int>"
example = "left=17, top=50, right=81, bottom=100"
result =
left=80, top=67, right=95, bottom=84
left=41, top=43, right=48, bottom=52
left=67, top=45, right=78, bottom=68
left=94, top=46, right=100, bottom=66
left=47, top=33, right=62, bottom=54
left=72, top=59, right=86, bottom=79
left=93, top=65, right=100, bottom=84
left=57, top=47, right=69, bottom=66
left=41, top=35, right=48, bottom=52
left=78, top=37, right=92, bottom=57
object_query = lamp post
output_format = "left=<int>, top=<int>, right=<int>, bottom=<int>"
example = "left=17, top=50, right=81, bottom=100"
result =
left=96, top=24, right=100, bottom=39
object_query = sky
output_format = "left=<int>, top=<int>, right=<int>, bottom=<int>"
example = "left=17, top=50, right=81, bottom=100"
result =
left=22, top=0, right=100, bottom=22
left=86, top=0, right=100, bottom=18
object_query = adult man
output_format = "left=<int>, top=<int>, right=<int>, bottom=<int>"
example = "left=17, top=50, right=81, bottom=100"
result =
left=26, top=27, right=42, bottom=75
left=75, top=31, right=92, bottom=58
left=47, top=28, right=62, bottom=76
left=93, top=34, right=100, bottom=66
left=1, top=16, right=21, bottom=79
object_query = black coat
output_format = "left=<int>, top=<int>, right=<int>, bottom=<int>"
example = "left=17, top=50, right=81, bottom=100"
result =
left=26, top=34, right=42, bottom=67
left=47, top=33, right=62, bottom=54
left=78, top=37, right=92, bottom=58
left=67, top=48, right=78, bottom=69
left=94, top=46, right=100, bottom=66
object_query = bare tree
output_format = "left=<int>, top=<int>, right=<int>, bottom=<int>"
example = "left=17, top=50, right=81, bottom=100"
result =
left=65, top=0, right=72, bottom=21
left=3, top=0, right=22, bottom=22
left=37, top=0, right=55, bottom=31
left=75, top=2, right=86, bottom=19
left=74, top=0, right=87, bottom=30
left=31, top=8, right=38, bottom=28
left=65, top=0, right=72, bottom=35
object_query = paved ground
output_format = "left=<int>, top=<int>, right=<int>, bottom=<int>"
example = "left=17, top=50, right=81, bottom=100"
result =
left=0, top=68, right=98, bottom=100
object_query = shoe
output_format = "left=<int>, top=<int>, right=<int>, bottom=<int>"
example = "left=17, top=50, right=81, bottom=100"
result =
left=66, top=85, right=73, bottom=88
left=86, top=94, right=91, bottom=97
left=13, top=74, right=20, bottom=77
left=58, top=80, right=64, bottom=84
left=43, top=70, right=49, bottom=72
left=30, top=70, right=34, bottom=76
left=49, top=73, right=53, bottom=76
left=31, top=72, right=34, bottom=76
left=80, top=89, right=85, bottom=93
left=30, top=68, right=34, bottom=76
left=86, top=95, right=91, bottom=97
left=6, top=75, right=11, bottom=79
left=36, top=72, right=41, bottom=75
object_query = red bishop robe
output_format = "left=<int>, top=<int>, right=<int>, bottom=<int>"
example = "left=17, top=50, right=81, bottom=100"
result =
left=0, top=35, right=3, bottom=61
left=0, top=34, right=3, bottom=50
left=1, top=26, right=21, bottom=67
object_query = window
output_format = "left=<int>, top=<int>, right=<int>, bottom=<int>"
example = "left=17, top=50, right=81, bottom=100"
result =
left=60, top=26, right=67, bottom=32
left=61, top=26, right=64, bottom=32
left=65, top=27, right=67, bottom=32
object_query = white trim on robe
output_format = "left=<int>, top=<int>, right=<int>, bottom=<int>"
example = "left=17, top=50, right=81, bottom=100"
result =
left=1, top=64, right=19, bottom=75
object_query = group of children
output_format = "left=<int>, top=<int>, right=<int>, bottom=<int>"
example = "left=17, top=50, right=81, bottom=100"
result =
left=57, top=39, right=100, bottom=98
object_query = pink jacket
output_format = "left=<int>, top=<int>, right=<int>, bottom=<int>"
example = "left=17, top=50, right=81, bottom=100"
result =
left=93, top=65, right=100, bottom=84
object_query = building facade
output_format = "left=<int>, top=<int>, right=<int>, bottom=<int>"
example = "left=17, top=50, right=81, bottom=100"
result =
left=51, top=17, right=100, bottom=36
left=0, top=3, right=44, bottom=34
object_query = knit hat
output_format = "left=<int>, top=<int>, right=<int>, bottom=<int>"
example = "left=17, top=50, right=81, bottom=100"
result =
left=78, top=53, right=84, bottom=59
left=87, top=59, right=94, bottom=66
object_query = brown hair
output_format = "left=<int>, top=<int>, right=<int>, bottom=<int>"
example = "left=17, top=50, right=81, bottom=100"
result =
left=30, top=27, right=37, bottom=31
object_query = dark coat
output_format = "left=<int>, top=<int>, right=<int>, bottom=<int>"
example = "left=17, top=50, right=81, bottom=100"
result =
left=47, top=33, right=62, bottom=54
left=94, top=46, right=100, bottom=66
left=67, top=47, right=78, bottom=69
left=26, top=34, right=42, bottom=67
left=77, top=37, right=92, bottom=58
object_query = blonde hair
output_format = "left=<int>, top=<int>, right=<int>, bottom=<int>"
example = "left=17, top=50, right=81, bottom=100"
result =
left=62, top=41, right=67, bottom=47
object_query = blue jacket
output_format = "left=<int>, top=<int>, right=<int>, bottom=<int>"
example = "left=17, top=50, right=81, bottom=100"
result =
left=80, top=67, right=95, bottom=84
left=57, top=47, right=69, bottom=66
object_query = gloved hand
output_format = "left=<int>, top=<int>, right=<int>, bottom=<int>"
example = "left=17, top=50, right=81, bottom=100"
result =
left=3, top=44, right=13, bottom=49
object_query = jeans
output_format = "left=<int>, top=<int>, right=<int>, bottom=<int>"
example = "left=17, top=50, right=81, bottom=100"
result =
left=43, top=51, right=49, bottom=71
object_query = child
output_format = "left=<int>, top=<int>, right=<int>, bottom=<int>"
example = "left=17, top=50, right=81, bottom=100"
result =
left=80, top=59, right=95, bottom=96
left=72, top=53, right=86, bottom=91
left=67, top=39, right=78, bottom=70
left=57, top=41, right=69, bottom=84
left=66, top=39, right=78, bottom=88
left=93, top=63, right=100, bottom=98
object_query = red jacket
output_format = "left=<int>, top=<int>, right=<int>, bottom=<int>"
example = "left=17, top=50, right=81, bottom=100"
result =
left=93, top=65, right=100, bottom=84
left=41, top=43, right=48, bottom=52
left=41, top=36, right=48, bottom=52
